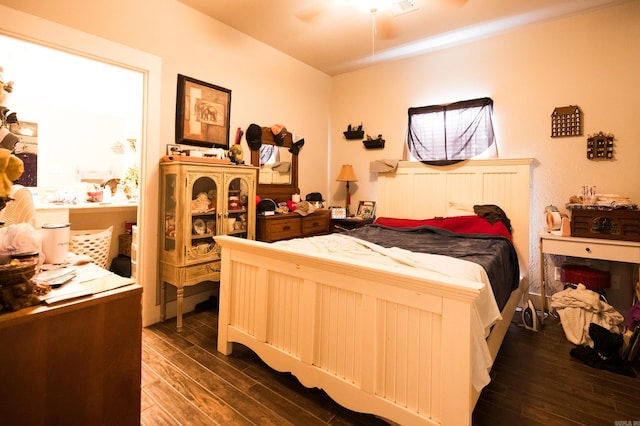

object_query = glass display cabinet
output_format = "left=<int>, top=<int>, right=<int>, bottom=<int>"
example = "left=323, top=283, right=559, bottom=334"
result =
left=159, top=160, right=257, bottom=331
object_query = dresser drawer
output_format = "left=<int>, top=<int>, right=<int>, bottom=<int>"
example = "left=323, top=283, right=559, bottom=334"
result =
left=265, top=217, right=301, bottom=241
left=162, top=261, right=221, bottom=287
left=183, top=261, right=221, bottom=286
left=302, top=214, right=330, bottom=235
left=542, top=237, right=640, bottom=263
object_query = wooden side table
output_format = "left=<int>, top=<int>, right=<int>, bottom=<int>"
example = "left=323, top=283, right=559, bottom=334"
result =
left=331, top=217, right=374, bottom=232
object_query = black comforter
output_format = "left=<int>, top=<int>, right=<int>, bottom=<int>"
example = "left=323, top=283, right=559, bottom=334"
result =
left=344, top=224, right=520, bottom=311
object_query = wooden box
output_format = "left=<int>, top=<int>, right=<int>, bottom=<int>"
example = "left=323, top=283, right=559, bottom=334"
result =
left=570, top=208, right=640, bottom=242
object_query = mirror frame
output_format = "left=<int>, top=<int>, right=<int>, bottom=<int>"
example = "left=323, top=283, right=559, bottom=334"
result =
left=251, top=127, right=299, bottom=203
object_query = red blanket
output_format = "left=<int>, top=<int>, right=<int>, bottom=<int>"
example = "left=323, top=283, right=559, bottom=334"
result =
left=374, top=215, right=512, bottom=240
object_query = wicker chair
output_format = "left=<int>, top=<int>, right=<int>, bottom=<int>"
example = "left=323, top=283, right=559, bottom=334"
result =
left=69, top=226, right=113, bottom=269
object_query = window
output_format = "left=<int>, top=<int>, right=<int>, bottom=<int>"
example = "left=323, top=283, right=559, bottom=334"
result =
left=407, top=97, right=496, bottom=165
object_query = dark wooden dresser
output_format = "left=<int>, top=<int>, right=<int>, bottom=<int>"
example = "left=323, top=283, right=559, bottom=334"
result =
left=0, top=283, right=142, bottom=425
left=256, top=210, right=331, bottom=242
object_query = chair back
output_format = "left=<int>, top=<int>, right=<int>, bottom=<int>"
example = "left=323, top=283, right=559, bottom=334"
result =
left=0, top=185, right=36, bottom=227
left=69, top=226, right=113, bottom=269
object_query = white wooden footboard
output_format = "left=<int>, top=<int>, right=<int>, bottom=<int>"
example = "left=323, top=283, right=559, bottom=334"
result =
left=217, top=236, right=485, bottom=426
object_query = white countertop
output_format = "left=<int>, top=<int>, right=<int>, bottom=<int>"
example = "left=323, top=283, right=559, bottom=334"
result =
left=35, top=201, right=138, bottom=211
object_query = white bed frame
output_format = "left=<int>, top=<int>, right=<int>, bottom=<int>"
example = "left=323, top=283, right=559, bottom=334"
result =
left=217, top=158, right=533, bottom=425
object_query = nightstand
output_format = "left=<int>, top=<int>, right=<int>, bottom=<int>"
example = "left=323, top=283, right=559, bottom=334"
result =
left=256, top=210, right=331, bottom=242
left=539, top=233, right=640, bottom=324
left=331, top=217, right=374, bottom=232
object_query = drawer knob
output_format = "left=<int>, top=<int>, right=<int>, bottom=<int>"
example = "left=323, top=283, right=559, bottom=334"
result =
left=585, top=247, right=591, bottom=253
left=283, top=225, right=291, bottom=231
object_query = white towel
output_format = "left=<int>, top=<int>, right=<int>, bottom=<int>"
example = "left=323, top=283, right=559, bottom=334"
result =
left=550, top=284, right=624, bottom=346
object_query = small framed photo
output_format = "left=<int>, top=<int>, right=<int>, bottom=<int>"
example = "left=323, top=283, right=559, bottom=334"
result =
left=357, top=201, right=376, bottom=219
left=175, top=74, right=231, bottom=148
left=331, top=207, right=347, bottom=219
left=166, top=144, right=182, bottom=155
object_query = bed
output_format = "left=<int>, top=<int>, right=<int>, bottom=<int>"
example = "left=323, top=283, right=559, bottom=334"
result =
left=216, top=158, right=533, bottom=425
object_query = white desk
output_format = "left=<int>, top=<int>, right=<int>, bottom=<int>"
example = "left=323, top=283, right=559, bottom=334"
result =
left=539, top=233, right=640, bottom=323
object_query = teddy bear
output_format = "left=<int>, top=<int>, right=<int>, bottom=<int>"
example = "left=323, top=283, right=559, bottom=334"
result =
left=228, top=143, right=243, bottom=165
left=0, top=148, right=24, bottom=199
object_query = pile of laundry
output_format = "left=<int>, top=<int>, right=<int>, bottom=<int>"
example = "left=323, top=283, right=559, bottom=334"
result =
left=551, top=284, right=636, bottom=377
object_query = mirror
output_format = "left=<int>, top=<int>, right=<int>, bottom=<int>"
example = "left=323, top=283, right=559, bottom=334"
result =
left=251, top=127, right=299, bottom=202
left=257, top=145, right=292, bottom=185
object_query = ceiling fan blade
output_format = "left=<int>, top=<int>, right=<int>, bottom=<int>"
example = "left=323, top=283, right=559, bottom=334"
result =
left=441, top=0, right=468, bottom=6
left=376, top=10, right=398, bottom=40
left=295, top=4, right=327, bottom=23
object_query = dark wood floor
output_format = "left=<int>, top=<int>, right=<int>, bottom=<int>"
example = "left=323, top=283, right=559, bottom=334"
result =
left=141, top=305, right=640, bottom=425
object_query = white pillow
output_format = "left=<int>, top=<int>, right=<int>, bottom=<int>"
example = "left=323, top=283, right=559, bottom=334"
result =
left=446, top=201, right=475, bottom=217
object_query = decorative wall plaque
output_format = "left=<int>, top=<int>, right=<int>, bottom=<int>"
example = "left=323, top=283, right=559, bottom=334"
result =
left=551, top=105, right=582, bottom=137
left=586, top=131, right=614, bottom=160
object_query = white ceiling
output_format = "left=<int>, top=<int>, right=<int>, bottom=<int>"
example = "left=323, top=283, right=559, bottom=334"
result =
left=178, top=0, right=629, bottom=76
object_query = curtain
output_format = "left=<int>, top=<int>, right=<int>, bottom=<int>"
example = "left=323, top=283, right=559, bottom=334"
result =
left=407, top=97, right=496, bottom=165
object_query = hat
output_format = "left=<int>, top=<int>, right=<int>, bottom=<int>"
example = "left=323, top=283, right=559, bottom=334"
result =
left=294, top=200, right=316, bottom=216
left=305, top=192, right=323, bottom=202
left=246, top=124, right=262, bottom=151
left=271, top=124, right=287, bottom=146
left=257, top=198, right=277, bottom=214
left=289, top=137, right=304, bottom=155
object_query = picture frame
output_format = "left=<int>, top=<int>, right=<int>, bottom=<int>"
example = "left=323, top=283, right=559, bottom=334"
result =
left=331, top=207, right=347, bottom=220
left=175, top=74, right=231, bottom=148
left=357, top=201, right=376, bottom=219
left=166, top=144, right=181, bottom=155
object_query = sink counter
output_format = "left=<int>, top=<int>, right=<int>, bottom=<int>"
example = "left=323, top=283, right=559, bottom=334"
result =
left=35, top=201, right=138, bottom=211
left=35, top=202, right=138, bottom=266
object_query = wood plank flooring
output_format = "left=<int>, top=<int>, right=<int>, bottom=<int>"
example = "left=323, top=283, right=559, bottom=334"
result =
left=141, top=305, right=640, bottom=425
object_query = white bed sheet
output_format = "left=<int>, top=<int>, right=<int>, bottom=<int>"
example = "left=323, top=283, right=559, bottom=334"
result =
left=274, top=233, right=502, bottom=390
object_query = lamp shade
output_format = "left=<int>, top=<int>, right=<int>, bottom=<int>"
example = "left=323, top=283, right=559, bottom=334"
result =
left=336, top=164, right=358, bottom=182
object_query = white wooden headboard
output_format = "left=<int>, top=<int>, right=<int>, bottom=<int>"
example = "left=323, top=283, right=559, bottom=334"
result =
left=376, top=158, right=533, bottom=279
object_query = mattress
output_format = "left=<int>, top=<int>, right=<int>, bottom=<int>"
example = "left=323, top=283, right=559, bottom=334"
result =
left=345, top=224, right=520, bottom=311
left=274, top=229, right=508, bottom=390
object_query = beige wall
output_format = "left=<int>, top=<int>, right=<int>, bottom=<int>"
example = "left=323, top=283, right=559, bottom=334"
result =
left=0, top=0, right=330, bottom=326
left=331, top=1, right=640, bottom=294
left=1, top=0, right=638, bottom=321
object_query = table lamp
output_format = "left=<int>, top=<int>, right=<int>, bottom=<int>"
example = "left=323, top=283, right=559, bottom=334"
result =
left=336, top=164, right=358, bottom=217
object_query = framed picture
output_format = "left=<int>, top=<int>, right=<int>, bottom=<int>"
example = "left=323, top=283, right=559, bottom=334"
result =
left=331, top=207, right=347, bottom=220
left=357, top=201, right=376, bottom=219
left=166, top=144, right=181, bottom=155
left=175, top=74, right=231, bottom=148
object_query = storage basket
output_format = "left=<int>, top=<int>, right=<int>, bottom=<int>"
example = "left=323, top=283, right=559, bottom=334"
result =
left=0, top=262, right=37, bottom=286
left=561, top=264, right=610, bottom=290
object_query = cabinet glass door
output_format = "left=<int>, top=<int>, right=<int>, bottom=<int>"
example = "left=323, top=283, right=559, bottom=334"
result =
left=163, top=171, right=177, bottom=255
left=188, top=174, right=219, bottom=262
left=225, top=175, right=251, bottom=238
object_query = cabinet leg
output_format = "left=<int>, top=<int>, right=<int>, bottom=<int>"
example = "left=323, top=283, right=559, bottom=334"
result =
left=540, top=246, right=546, bottom=325
left=176, top=287, right=184, bottom=332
